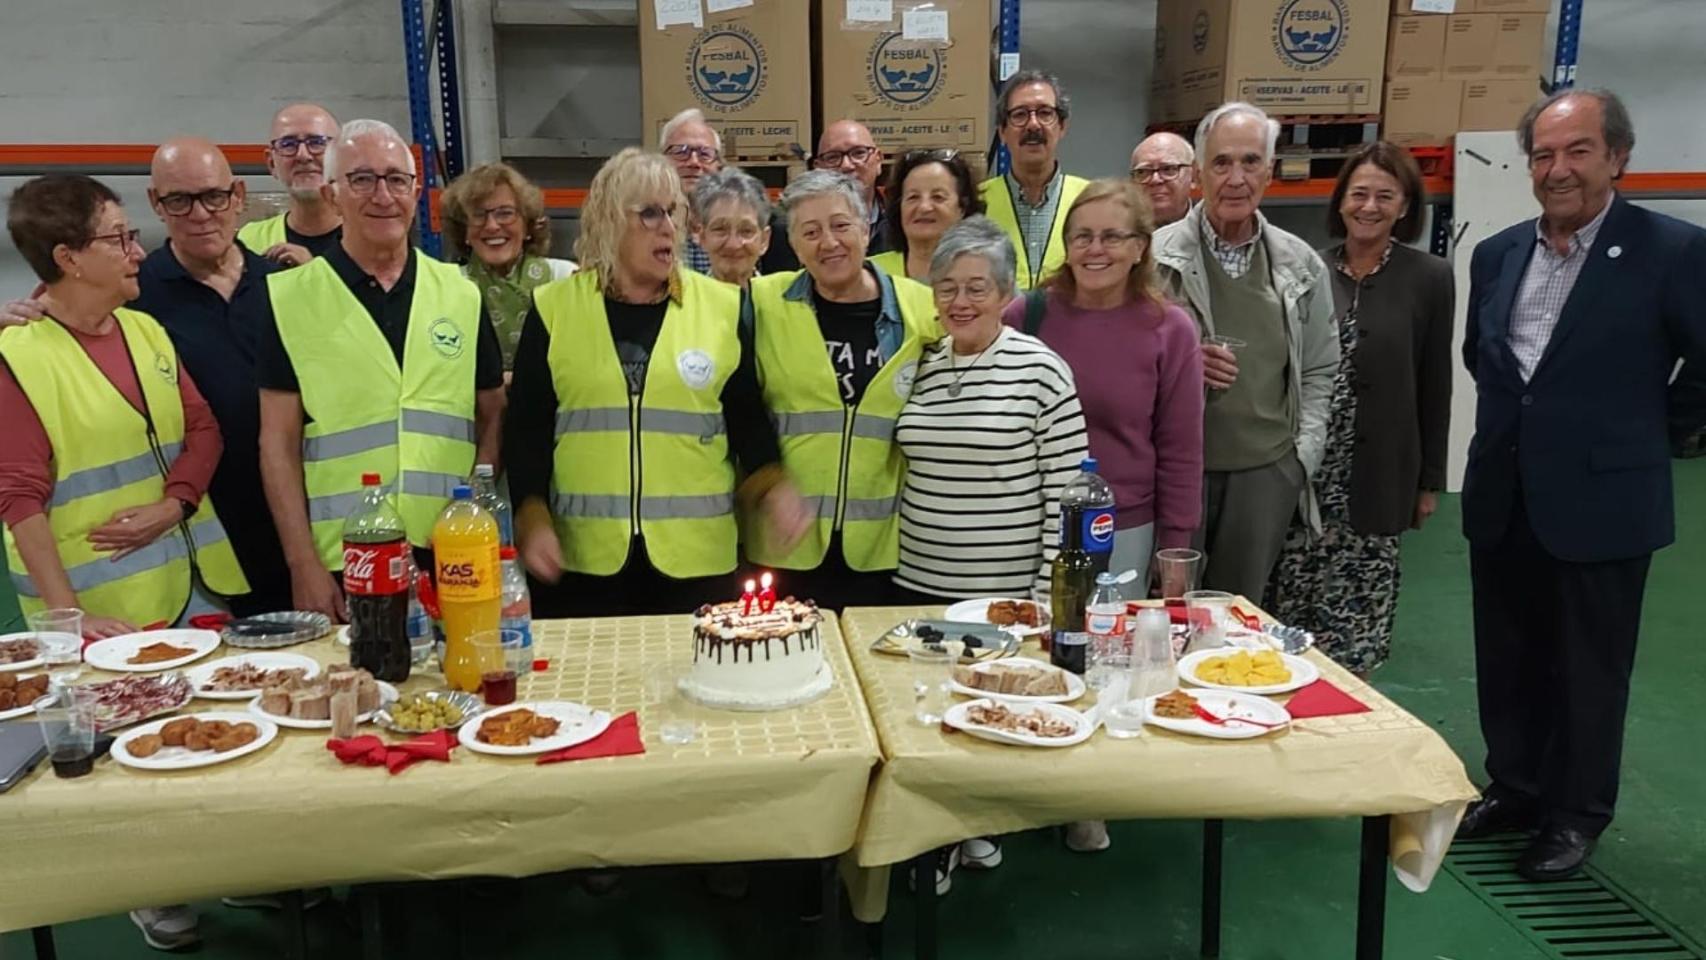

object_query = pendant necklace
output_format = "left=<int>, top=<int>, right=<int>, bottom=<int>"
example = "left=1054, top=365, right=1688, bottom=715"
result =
left=947, top=338, right=995, bottom=397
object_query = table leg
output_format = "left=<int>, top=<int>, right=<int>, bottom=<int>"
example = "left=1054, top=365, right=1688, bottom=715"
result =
left=864, top=920, right=884, bottom=959
left=30, top=925, right=56, bottom=960
left=912, top=849, right=938, bottom=960
left=356, top=884, right=386, bottom=960
left=280, top=889, right=307, bottom=960
left=1201, top=819, right=1224, bottom=959
left=1356, top=816, right=1390, bottom=960
left=818, top=857, right=843, bottom=958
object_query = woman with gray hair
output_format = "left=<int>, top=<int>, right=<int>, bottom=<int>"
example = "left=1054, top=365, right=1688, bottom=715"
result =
left=744, top=169, right=939, bottom=609
left=690, top=166, right=771, bottom=288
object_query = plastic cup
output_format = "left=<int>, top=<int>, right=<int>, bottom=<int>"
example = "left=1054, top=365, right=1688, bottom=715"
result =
left=1154, top=548, right=1202, bottom=600
left=28, top=608, right=84, bottom=684
left=469, top=630, right=524, bottom=706
left=1183, top=590, right=1237, bottom=654
left=907, top=646, right=954, bottom=726
left=36, top=687, right=97, bottom=779
left=1204, top=334, right=1246, bottom=354
left=644, top=663, right=698, bottom=745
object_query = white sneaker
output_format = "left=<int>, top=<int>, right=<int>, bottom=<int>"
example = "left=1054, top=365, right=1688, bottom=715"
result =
left=1064, top=819, right=1111, bottom=853
left=130, top=905, right=200, bottom=951
left=906, top=845, right=960, bottom=896
left=959, top=836, right=1003, bottom=869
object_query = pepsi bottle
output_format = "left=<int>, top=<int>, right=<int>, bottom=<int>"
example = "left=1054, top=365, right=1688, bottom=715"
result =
left=1059, top=458, right=1116, bottom=576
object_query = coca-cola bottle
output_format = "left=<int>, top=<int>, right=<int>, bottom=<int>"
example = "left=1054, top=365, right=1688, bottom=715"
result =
left=343, top=472, right=412, bottom=682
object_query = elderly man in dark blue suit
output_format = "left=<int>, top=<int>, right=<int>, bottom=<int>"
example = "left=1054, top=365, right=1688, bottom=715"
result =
left=1455, top=88, right=1706, bottom=880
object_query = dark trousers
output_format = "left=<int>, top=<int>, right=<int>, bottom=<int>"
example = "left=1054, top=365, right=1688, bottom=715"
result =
left=1469, top=493, right=1650, bottom=836
left=776, top=532, right=903, bottom=612
left=1197, top=454, right=1306, bottom=606
left=528, top=537, right=743, bottom=619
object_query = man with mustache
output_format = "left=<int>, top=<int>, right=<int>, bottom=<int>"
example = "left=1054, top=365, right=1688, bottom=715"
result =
left=238, top=102, right=343, bottom=268
left=1130, top=131, right=1197, bottom=227
left=979, top=71, right=1088, bottom=289
left=1454, top=89, right=1706, bottom=880
left=1152, top=101, right=1339, bottom=605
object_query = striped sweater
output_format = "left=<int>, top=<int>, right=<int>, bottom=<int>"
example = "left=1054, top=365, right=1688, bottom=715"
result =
left=893, top=326, right=1089, bottom=599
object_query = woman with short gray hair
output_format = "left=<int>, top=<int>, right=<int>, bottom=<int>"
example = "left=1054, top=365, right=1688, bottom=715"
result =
left=690, top=167, right=771, bottom=288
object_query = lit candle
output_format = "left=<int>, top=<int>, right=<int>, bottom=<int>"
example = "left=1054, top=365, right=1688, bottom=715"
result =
left=741, top=578, right=756, bottom=616
left=759, top=571, right=776, bottom=613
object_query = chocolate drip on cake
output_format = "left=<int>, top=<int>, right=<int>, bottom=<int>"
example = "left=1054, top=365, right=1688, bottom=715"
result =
left=692, top=596, right=823, bottom=663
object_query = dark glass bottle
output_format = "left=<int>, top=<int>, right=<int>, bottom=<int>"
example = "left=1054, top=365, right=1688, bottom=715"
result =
left=1049, top=504, right=1094, bottom=674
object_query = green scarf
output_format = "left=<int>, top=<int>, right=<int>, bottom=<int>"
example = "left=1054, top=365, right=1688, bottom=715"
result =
left=467, top=254, right=554, bottom=370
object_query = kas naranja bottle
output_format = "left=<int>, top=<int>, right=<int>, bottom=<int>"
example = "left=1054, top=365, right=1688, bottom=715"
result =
left=433, top=486, right=501, bottom=692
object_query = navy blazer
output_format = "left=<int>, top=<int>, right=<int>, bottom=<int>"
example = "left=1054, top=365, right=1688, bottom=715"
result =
left=1461, top=195, right=1706, bottom=563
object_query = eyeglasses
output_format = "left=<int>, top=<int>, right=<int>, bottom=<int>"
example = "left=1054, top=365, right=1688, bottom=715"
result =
left=1066, top=229, right=1141, bottom=250
left=344, top=171, right=418, bottom=195
left=634, top=204, right=680, bottom=231
left=473, top=205, right=519, bottom=226
left=932, top=280, right=997, bottom=303
left=904, top=148, right=960, bottom=164
left=1003, top=105, right=1061, bottom=128
left=1132, top=163, right=1188, bottom=183
left=813, top=145, right=878, bottom=168
left=84, top=228, right=143, bottom=251
left=156, top=185, right=239, bottom=217
left=270, top=135, right=332, bottom=157
left=664, top=144, right=720, bottom=164
left=704, top=221, right=764, bottom=245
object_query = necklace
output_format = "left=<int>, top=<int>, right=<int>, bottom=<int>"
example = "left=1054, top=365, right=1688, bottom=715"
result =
left=947, top=337, right=996, bottom=397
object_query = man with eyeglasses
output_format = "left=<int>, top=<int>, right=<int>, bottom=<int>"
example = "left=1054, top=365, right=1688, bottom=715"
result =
left=237, top=102, right=343, bottom=268
left=980, top=70, right=1088, bottom=290
left=255, top=119, right=506, bottom=620
left=661, top=107, right=799, bottom=277
left=1152, top=101, right=1338, bottom=606
left=1130, top=131, right=1197, bottom=227
left=813, top=120, right=894, bottom=256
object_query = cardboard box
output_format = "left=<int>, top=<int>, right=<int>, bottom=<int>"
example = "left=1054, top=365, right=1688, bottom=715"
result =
left=1150, top=0, right=1390, bottom=124
left=1387, top=16, right=1447, bottom=78
left=1393, top=0, right=1548, bottom=12
left=639, top=0, right=810, bottom=160
left=1442, top=13, right=1544, bottom=79
left=1382, top=79, right=1461, bottom=144
left=814, top=0, right=992, bottom=152
left=1442, top=14, right=1495, bottom=76
left=1472, top=0, right=1550, bottom=12
left=1460, top=78, right=1537, bottom=130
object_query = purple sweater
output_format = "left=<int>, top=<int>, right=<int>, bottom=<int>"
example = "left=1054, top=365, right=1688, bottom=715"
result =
left=1002, top=291, right=1204, bottom=547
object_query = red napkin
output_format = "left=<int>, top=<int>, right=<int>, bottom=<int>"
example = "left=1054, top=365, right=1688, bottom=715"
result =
left=326, top=729, right=458, bottom=774
left=1284, top=679, right=1371, bottom=719
left=536, top=711, right=645, bottom=765
left=188, top=613, right=234, bottom=630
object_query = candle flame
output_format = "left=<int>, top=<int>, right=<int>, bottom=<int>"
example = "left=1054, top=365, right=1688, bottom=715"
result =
left=760, top=571, right=773, bottom=588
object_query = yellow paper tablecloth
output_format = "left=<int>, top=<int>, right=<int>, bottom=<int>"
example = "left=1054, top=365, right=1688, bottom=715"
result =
left=839, top=605, right=1478, bottom=923
left=0, top=616, right=880, bottom=932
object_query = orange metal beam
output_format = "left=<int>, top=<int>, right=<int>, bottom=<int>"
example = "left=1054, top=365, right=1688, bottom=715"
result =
left=0, top=144, right=269, bottom=166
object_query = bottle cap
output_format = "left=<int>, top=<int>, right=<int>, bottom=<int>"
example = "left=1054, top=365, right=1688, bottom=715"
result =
left=1081, top=457, right=1099, bottom=472
left=361, top=472, right=381, bottom=486
left=474, top=464, right=495, bottom=478
left=500, top=546, right=518, bottom=560
left=451, top=485, right=472, bottom=500
left=1095, top=572, right=1116, bottom=584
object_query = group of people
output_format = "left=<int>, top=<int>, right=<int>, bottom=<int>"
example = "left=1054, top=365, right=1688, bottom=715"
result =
left=2, top=67, right=1703, bottom=945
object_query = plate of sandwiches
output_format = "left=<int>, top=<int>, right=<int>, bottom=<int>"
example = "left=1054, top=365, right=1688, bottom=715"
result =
left=950, top=658, right=1085, bottom=703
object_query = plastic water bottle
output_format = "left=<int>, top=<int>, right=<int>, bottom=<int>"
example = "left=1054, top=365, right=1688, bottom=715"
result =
left=1084, top=570, right=1136, bottom=689
left=1059, top=458, right=1116, bottom=575
left=405, top=560, right=434, bottom=666
left=471, top=463, right=514, bottom=547
left=499, top=546, right=534, bottom=668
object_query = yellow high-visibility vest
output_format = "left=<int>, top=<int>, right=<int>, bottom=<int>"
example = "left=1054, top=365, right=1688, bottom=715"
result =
left=1, top=309, right=250, bottom=623
left=979, top=172, right=1090, bottom=289
left=268, top=252, right=482, bottom=568
left=236, top=214, right=286, bottom=253
left=537, top=269, right=743, bottom=578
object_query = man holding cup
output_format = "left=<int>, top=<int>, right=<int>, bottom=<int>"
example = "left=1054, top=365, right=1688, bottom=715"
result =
left=1153, top=102, right=1339, bottom=604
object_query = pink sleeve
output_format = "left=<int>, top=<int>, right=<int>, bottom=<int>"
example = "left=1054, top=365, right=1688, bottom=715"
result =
left=162, top=366, right=223, bottom=509
left=1151, top=304, right=1205, bottom=548
left=0, top=362, right=55, bottom=526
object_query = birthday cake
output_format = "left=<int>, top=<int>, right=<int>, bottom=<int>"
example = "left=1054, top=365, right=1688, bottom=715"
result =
left=683, top=591, right=831, bottom=711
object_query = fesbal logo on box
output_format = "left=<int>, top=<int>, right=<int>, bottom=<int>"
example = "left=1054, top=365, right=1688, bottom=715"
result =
left=867, top=32, right=946, bottom=109
left=1273, top=0, right=1349, bottom=70
left=686, top=25, right=768, bottom=111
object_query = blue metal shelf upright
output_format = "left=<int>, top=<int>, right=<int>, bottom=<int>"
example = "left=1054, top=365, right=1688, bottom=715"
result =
left=401, top=0, right=467, bottom=254
left=993, top=0, right=1021, bottom=175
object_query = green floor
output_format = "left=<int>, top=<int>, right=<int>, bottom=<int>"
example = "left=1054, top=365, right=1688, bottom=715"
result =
left=5, top=463, right=1704, bottom=958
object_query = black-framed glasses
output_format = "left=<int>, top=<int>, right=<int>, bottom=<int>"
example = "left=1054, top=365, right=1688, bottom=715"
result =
left=1066, top=229, right=1141, bottom=250
left=1004, top=105, right=1061, bottom=128
left=813, top=145, right=878, bottom=168
left=156, top=185, right=239, bottom=216
left=85, top=228, right=143, bottom=251
left=270, top=134, right=332, bottom=157
left=1132, top=163, right=1188, bottom=183
left=344, top=171, right=418, bottom=195
left=472, top=204, right=519, bottom=226
left=634, top=204, right=680, bottom=231
left=904, top=148, right=960, bottom=164
left=664, top=144, right=720, bottom=164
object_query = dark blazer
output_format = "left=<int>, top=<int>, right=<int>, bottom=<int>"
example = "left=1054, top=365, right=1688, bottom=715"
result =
left=1324, top=243, right=1455, bottom=536
left=1461, top=195, right=1706, bottom=562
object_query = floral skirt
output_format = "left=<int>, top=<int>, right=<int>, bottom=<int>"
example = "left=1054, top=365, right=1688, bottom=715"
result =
left=1266, top=515, right=1401, bottom=675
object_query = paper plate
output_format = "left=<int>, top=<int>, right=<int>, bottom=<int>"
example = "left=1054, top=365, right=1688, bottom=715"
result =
left=84, top=630, right=221, bottom=673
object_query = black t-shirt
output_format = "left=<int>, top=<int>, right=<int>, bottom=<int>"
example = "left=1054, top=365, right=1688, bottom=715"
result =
left=285, top=220, right=343, bottom=259
left=606, top=297, right=668, bottom=395
left=812, top=292, right=883, bottom=406
left=255, top=244, right=505, bottom=397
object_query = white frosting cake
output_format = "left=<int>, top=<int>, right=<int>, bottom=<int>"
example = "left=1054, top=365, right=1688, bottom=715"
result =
left=681, top=596, right=831, bottom=711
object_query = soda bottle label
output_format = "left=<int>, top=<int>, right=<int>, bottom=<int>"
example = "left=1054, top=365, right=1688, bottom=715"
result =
left=343, top=539, right=409, bottom=595
left=1081, top=508, right=1115, bottom=555
left=436, top=544, right=500, bottom=602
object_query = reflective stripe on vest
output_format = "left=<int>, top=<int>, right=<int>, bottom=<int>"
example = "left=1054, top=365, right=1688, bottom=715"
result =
left=979, top=174, right=1090, bottom=290
left=744, top=268, right=938, bottom=571
left=0, top=309, right=250, bottom=623
left=538, top=268, right=742, bottom=578
left=268, top=252, right=481, bottom=567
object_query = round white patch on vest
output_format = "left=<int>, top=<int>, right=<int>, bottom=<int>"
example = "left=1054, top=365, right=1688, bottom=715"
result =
left=892, top=360, right=917, bottom=399
left=677, top=349, right=715, bottom=390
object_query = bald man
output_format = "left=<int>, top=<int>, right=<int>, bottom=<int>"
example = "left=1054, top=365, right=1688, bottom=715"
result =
left=812, top=119, right=893, bottom=254
left=1131, top=131, right=1197, bottom=227
left=238, top=102, right=344, bottom=266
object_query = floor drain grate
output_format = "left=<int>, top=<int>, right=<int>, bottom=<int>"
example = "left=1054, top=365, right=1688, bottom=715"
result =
left=1445, top=835, right=1705, bottom=960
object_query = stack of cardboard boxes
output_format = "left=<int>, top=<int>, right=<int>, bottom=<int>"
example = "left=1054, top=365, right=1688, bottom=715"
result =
left=1383, top=0, right=1547, bottom=145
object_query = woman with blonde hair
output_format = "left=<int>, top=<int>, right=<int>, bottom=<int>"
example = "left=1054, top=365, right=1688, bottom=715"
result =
left=441, top=161, right=576, bottom=370
left=503, top=148, right=807, bottom=616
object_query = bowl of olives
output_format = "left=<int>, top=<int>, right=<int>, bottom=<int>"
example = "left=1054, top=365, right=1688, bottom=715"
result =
left=376, top=689, right=484, bottom=734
